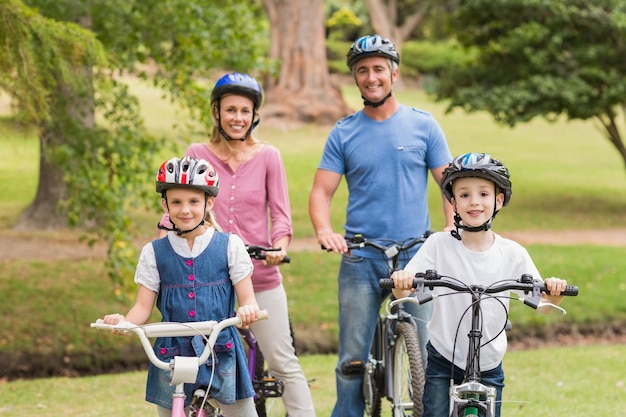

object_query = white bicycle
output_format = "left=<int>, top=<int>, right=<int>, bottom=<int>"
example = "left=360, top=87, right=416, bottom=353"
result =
left=91, top=310, right=268, bottom=417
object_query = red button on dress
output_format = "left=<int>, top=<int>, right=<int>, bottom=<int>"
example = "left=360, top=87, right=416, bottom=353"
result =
left=188, top=274, right=195, bottom=281
left=189, top=310, right=196, bottom=318
left=188, top=292, right=195, bottom=299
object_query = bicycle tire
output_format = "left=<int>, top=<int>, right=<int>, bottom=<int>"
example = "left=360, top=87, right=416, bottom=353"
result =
left=392, top=322, right=424, bottom=417
left=254, top=346, right=269, bottom=417
left=363, top=317, right=383, bottom=417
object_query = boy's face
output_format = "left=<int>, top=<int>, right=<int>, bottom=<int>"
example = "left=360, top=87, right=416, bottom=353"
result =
left=451, top=177, right=504, bottom=228
left=161, top=188, right=213, bottom=232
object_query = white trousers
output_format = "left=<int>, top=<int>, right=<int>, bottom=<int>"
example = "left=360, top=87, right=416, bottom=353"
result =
left=252, top=284, right=316, bottom=416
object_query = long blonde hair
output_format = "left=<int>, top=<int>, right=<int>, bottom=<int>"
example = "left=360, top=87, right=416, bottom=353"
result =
left=204, top=208, right=222, bottom=232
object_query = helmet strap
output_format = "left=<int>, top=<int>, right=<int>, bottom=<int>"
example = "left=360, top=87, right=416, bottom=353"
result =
left=450, top=204, right=500, bottom=241
left=216, top=104, right=259, bottom=142
left=362, top=91, right=392, bottom=108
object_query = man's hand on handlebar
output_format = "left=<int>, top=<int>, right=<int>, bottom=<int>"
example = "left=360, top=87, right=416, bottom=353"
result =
left=317, top=230, right=348, bottom=253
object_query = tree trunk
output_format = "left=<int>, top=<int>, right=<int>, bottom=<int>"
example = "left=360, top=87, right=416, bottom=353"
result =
left=366, top=0, right=432, bottom=90
left=15, top=128, right=68, bottom=230
left=15, top=69, right=95, bottom=230
left=14, top=13, right=95, bottom=230
left=261, top=0, right=352, bottom=126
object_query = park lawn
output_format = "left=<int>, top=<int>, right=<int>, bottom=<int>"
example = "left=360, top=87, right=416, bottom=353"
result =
left=1, top=79, right=625, bottom=416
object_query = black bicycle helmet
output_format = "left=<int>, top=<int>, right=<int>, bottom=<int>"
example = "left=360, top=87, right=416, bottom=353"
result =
left=346, top=34, right=400, bottom=69
left=441, top=153, right=512, bottom=206
left=210, top=72, right=263, bottom=110
left=156, top=156, right=219, bottom=197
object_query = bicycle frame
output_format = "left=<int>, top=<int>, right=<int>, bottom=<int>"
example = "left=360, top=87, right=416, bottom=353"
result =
left=91, top=310, right=268, bottom=417
left=381, top=271, right=578, bottom=417
left=329, top=233, right=430, bottom=417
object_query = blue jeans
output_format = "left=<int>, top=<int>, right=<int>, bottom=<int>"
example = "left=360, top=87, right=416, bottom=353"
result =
left=423, top=342, right=505, bottom=417
left=331, top=254, right=432, bottom=417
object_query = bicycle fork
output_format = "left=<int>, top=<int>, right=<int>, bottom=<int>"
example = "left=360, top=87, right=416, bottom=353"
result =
left=450, top=293, right=496, bottom=417
left=449, top=381, right=496, bottom=417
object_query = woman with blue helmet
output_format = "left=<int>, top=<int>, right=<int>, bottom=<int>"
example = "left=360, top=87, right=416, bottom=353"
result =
left=160, top=72, right=316, bottom=416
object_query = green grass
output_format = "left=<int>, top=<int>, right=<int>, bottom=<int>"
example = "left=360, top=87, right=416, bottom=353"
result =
left=2, top=79, right=626, bottom=415
left=1, top=346, right=624, bottom=416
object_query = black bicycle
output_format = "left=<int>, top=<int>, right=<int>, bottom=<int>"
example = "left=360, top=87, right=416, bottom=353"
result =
left=324, top=232, right=430, bottom=417
left=380, top=270, right=578, bottom=417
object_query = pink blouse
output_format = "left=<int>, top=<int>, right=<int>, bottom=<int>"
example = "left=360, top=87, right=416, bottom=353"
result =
left=162, top=142, right=292, bottom=291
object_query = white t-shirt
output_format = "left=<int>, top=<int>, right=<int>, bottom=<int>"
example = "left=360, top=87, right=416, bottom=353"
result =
left=404, top=231, right=541, bottom=371
left=134, top=228, right=253, bottom=293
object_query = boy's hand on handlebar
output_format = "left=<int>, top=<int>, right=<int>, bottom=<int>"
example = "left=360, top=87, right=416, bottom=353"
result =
left=543, top=277, right=568, bottom=297
left=541, top=277, right=568, bottom=310
left=236, top=304, right=260, bottom=328
left=318, top=230, right=348, bottom=253
left=390, top=270, right=415, bottom=298
left=390, top=270, right=416, bottom=290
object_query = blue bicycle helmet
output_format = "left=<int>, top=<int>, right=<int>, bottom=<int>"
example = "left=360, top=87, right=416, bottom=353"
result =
left=210, top=72, right=263, bottom=110
left=346, top=35, right=400, bottom=69
left=441, top=153, right=512, bottom=206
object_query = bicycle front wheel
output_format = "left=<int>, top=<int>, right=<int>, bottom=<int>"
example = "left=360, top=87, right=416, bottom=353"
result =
left=391, top=322, right=424, bottom=417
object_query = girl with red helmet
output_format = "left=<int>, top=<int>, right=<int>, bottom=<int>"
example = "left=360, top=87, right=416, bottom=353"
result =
left=106, top=156, right=261, bottom=417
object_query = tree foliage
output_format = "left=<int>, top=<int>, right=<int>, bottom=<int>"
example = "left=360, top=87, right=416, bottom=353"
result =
left=3, top=0, right=269, bottom=296
left=436, top=0, right=626, bottom=170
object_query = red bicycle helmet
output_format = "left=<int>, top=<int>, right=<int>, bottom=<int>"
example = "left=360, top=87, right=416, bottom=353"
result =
left=156, top=157, right=219, bottom=197
left=210, top=72, right=263, bottom=110
left=346, top=34, right=400, bottom=69
left=441, top=153, right=512, bottom=206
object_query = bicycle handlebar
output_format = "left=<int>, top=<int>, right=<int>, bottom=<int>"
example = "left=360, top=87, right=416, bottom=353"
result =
left=379, top=270, right=578, bottom=310
left=246, top=245, right=290, bottom=264
left=91, top=310, right=269, bottom=375
left=322, top=232, right=432, bottom=258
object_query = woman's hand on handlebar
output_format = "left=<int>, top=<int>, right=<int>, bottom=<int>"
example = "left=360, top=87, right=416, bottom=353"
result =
left=317, top=230, right=348, bottom=253
left=263, top=247, right=288, bottom=266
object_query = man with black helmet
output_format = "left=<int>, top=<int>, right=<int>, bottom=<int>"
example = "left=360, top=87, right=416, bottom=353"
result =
left=309, top=34, right=454, bottom=417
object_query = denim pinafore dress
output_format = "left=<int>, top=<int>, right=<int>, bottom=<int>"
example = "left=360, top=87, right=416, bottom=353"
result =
left=145, top=232, right=254, bottom=408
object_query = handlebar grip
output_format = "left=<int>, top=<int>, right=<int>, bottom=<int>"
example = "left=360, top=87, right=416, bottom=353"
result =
left=379, top=278, right=395, bottom=289
left=543, top=285, right=579, bottom=296
left=258, top=309, right=269, bottom=320
left=282, top=255, right=291, bottom=264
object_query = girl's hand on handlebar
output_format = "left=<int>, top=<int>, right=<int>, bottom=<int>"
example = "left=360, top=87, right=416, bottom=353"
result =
left=102, top=313, right=126, bottom=335
left=103, top=313, right=125, bottom=325
left=236, top=304, right=260, bottom=328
